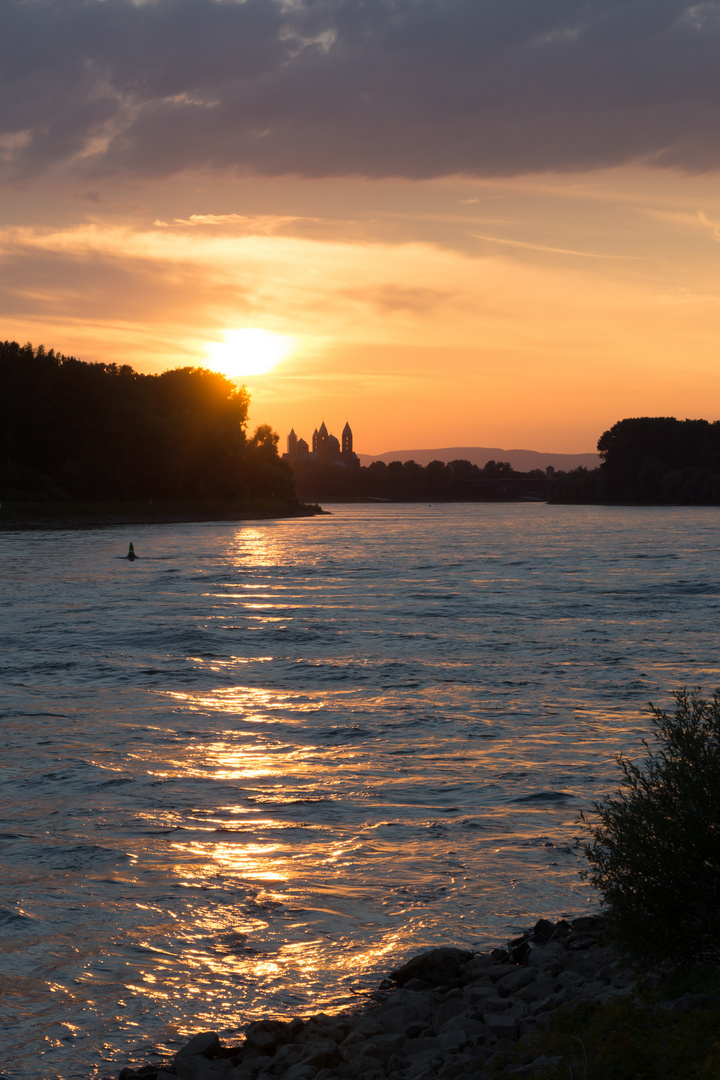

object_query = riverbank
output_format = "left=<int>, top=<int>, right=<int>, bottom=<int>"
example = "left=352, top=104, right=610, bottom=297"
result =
left=0, top=498, right=326, bottom=531
left=115, top=916, right=644, bottom=1080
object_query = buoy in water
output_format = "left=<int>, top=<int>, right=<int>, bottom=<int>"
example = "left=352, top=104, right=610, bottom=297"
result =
left=127, top=542, right=136, bottom=561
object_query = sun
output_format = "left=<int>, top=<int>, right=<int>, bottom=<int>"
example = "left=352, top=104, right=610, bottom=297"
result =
left=204, top=328, right=294, bottom=378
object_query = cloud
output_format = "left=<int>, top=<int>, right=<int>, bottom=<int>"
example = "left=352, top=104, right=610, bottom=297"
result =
left=342, top=284, right=454, bottom=313
left=2, top=0, right=720, bottom=181
left=471, top=234, right=640, bottom=259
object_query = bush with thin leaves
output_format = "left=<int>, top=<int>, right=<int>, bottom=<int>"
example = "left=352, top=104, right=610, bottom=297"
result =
left=581, top=688, right=720, bottom=968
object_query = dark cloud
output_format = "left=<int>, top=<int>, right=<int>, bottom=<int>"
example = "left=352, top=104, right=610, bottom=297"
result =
left=2, top=0, right=720, bottom=180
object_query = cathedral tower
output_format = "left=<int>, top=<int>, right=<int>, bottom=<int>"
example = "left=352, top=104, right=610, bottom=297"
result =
left=342, top=421, right=353, bottom=455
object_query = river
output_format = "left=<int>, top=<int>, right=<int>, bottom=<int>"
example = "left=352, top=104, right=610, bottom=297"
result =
left=2, top=503, right=719, bottom=1078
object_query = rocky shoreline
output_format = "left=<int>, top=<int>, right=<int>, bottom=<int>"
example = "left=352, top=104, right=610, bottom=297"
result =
left=118, top=915, right=643, bottom=1080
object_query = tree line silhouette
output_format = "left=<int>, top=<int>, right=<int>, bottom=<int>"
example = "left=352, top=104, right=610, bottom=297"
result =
left=549, top=417, right=720, bottom=505
left=4, top=343, right=713, bottom=508
left=0, top=341, right=295, bottom=503
left=291, top=457, right=549, bottom=502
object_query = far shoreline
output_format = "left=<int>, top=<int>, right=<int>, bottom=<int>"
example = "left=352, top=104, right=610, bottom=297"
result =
left=0, top=498, right=327, bottom=532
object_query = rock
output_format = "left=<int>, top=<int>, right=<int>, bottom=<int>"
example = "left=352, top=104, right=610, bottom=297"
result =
left=526, top=942, right=566, bottom=969
left=483, top=1005, right=524, bottom=1039
left=297, top=1039, right=343, bottom=1069
left=483, top=963, right=519, bottom=982
left=269, top=1044, right=308, bottom=1071
left=371, top=999, right=435, bottom=1035
left=341, top=1017, right=387, bottom=1046
left=437, top=1027, right=467, bottom=1054
left=406, top=1052, right=444, bottom=1080
left=176, top=1034, right=223, bottom=1061
left=282, top=1066, right=317, bottom=1080
left=474, top=994, right=514, bottom=1015
left=435, top=998, right=471, bottom=1028
left=555, top=969, right=585, bottom=989
left=438, top=1015, right=485, bottom=1045
left=459, top=956, right=493, bottom=983
left=566, top=933, right=599, bottom=952
left=459, top=967, right=494, bottom=988
left=570, top=915, right=604, bottom=934
left=575, top=979, right=606, bottom=1001
left=230, top=1057, right=273, bottom=1080
left=464, top=984, right=507, bottom=1007
left=436, top=1055, right=477, bottom=1079
left=356, top=1032, right=406, bottom=1063
left=510, top=939, right=533, bottom=965
left=245, top=1019, right=302, bottom=1056
left=530, top=986, right=581, bottom=1016
left=507, top=1054, right=563, bottom=1076
left=562, top=945, right=609, bottom=977
left=176, top=1059, right=232, bottom=1080
left=531, top=919, right=556, bottom=943
left=404, top=1035, right=442, bottom=1056
left=515, top=977, right=558, bottom=1004
left=497, top=967, right=537, bottom=995
left=296, top=1015, right=348, bottom=1046
left=390, top=947, right=473, bottom=988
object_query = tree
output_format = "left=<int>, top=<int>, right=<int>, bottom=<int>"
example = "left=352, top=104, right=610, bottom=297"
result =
left=581, top=688, right=720, bottom=967
left=0, top=341, right=292, bottom=503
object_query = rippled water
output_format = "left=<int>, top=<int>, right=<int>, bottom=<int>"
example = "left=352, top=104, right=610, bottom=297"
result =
left=2, top=503, right=720, bottom=1079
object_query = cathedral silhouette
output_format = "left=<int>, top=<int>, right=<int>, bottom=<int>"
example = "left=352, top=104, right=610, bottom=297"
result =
left=285, top=421, right=359, bottom=467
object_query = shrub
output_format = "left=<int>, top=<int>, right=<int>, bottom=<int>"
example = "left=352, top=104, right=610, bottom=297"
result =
left=581, top=688, right=720, bottom=968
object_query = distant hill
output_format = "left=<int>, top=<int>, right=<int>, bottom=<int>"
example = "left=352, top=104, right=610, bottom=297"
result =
left=357, top=446, right=601, bottom=472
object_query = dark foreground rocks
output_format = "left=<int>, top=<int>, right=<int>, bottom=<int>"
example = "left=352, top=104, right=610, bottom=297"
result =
left=118, top=916, right=635, bottom=1080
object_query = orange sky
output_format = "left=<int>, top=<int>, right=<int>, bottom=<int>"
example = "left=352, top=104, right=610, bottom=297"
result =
left=3, top=1, right=720, bottom=455
left=3, top=167, right=720, bottom=454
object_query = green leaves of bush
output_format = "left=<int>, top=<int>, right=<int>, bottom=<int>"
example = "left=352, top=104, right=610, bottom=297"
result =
left=581, top=689, right=720, bottom=968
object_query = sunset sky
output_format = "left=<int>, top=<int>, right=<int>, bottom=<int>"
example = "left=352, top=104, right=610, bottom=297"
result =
left=2, top=0, right=720, bottom=454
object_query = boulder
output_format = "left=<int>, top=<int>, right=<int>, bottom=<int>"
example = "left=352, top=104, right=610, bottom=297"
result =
left=464, top=984, right=507, bottom=1007
left=483, top=1006, right=524, bottom=1040
left=438, top=1015, right=485, bottom=1044
left=404, top=1035, right=442, bottom=1057
left=230, top=1057, right=273, bottom=1080
left=570, top=915, right=604, bottom=934
left=371, top=999, right=435, bottom=1034
left=437, top=1027, right=467, bottom=1054
left=244, top=1019, right=303, bottom=1056
left=176, top=1034, right=222, bottom=1061
left=296, top=1039, right=342, bottom=1069
left=526, top=942, right=566, bottom=970
left=497, top=967, right=537, bottom=995
left=435, top=998, right=471, bottom=1028
left=282, top=1067, right=317, bottom=1080
left=531, top=919, right=556, bottom=943
left=390, top=947, right=473, bottom=988
left=175, top=1059, right=232, bottom=1080
left=483, top=964, right=519, bottom=983
left=515, top=977, right=558, bottom=1004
